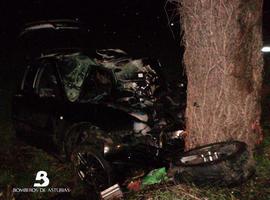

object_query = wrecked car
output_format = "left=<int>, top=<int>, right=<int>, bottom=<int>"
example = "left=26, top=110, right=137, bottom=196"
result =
left=12, top=20, right=186, bottom=197
left=12, top=20, right=254, bottom=200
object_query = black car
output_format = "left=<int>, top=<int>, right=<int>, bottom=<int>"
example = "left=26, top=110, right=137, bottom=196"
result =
left=12, top=20, right=186, bottom=197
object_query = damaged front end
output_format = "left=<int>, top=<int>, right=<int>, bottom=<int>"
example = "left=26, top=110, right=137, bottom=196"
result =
left=15, top=22, right=187, bottom=197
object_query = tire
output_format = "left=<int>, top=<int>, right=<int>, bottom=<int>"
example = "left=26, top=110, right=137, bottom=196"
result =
left=170, top=141, right=255, bottom=186
left=71, top=145, right=113, bottom=198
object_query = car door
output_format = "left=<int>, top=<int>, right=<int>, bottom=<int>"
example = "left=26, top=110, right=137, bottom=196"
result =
left=12, top=63, right=39, bottom=135
left=33, top=60, right=63, bottom=131
left=13, top=59, right=64, bottom=150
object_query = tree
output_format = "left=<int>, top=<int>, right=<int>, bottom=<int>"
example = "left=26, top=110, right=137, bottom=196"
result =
left=179, top=0, right=264, bottom=149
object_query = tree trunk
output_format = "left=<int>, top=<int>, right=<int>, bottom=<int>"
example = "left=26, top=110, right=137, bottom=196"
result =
left=179, top=0, right=264, bottom=150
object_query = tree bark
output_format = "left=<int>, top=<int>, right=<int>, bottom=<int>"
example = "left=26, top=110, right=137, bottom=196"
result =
left=179, top=0, right=264, bottom=150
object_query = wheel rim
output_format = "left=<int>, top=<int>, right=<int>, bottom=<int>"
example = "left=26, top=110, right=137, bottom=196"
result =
left=180, top=142, right=242, bottom=165
left=74, top=151, right=110, bottom=191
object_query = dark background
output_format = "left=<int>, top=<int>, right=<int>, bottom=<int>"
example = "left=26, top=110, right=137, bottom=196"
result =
left=0, top=2, right=269, bottom=198
left=0, top=0, right=183, bottom=82
left=1, top=0, right=270, bottom=80
left=0, top=0, right=270, bottom=118
left=0, top=0, right=185, bottom=123
left=264, top=0, right=270, bottom=44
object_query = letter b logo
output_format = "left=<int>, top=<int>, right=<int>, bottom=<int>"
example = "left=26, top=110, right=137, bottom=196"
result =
left=34, top=171, right=49, bottom=187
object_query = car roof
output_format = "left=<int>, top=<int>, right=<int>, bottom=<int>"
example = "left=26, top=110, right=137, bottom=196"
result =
left=17, top=19, right=92, bottom=59
left=19, top=19, right=84, bottom=37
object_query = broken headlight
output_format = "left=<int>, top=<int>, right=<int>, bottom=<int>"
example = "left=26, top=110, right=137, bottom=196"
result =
left=167, top=130, right=185, bottom=139
left=103, top=143, right=123, bottom=154
left=159, top=130, right=185, bottom=149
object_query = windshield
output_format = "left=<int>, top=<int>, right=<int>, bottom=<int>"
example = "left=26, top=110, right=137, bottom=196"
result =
left=57, top=50, right=160, bottom=102
left=57, top=53, right=114, bottom=102
left=58, top=53, right=98, bottom=102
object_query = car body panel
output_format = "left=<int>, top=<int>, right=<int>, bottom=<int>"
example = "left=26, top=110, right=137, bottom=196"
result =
left=12, top=20, right=186, bottom=189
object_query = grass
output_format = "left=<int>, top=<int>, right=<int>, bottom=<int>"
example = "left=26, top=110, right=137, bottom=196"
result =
left=0, top=122, right=270, bottom=200
left=0, top=120, right=74, bottom=200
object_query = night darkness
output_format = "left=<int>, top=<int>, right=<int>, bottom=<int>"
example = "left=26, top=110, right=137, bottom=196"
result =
left=1, top=1, right=270, bottom=199
left=1, top=0, right=270, bottom=79
left=0, top=2, right=184, bottom=197
left=0, top=0, right=183, bottom=81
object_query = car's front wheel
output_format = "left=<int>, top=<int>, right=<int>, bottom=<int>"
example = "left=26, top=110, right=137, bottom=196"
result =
left=71, top=145, right=113, bottom=198
left=170, top=141, right=254, bottom=186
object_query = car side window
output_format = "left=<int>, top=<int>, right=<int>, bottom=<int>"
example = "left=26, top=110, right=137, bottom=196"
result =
left=36, top=62, right=60, bottom=98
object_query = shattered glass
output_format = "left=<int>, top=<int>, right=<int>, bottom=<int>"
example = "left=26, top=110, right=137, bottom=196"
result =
left=57, top=49, right=160, bottom=103
left=57, top=53, right=98, bottom=102
left=96, top=49, right=159, bottom=99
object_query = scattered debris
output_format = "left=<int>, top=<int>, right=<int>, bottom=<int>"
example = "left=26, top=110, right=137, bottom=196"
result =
left=142, top=167, right=169, bottom=187
left=127, top=180, right=141, bottom=192
left=100, top=184, right=123, bottom=200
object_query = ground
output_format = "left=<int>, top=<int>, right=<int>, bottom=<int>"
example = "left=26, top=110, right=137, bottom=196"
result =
left=128, top=132, right=270, bottom=200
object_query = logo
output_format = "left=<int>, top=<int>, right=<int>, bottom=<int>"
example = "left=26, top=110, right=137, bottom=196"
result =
left=34, top=171, right=50, bottom=187
left=12, top=171, right=70, bottom=193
